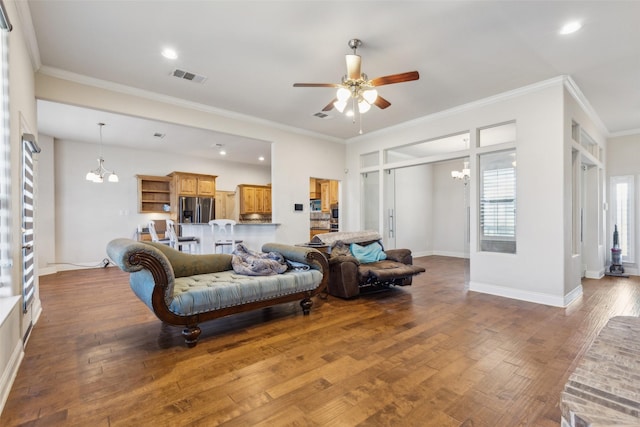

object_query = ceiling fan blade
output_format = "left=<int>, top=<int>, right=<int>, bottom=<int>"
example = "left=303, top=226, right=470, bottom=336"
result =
left=322, top=98, right=337, bottom=111
left=373, top=96, right=391, bottom=109
left=370, top=71, right=419, bottom=86
left=346, top=54, right=361, bottom=80
left=293, top=83, right=341, bottom=88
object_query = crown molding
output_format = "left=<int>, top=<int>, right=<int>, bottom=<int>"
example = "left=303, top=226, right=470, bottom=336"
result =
left=346, top=75, right=612, bottom=144
left=346, top=76, right=568, bottom=144
left=37, top=66, right=345, bottom=145
left=608, top=128, right=640, bottom=138
left=562, top=75, right=609, bottom=136
left=13, top=0, right=41, bottom=71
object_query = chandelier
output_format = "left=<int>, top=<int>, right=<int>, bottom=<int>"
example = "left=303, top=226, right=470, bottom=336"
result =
left=85, top=122, right=119, bottom=183
left=451, top=161, right=470, bottom=182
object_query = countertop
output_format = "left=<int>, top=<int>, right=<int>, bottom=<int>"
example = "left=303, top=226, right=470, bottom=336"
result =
left=179, top=222, right=279, bottom=226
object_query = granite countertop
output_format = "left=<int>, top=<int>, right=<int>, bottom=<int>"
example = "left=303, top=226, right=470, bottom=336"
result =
left=236, top=222, right=279, bottom=225
left=180, top=222, right=279, bottom=226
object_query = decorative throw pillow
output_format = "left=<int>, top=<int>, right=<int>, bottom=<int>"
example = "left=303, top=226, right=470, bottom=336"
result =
left=350, top=242, right=387, bottom=263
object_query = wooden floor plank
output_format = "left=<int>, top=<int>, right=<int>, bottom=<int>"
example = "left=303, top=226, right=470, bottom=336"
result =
left=2, top=256, right=640, bottom=426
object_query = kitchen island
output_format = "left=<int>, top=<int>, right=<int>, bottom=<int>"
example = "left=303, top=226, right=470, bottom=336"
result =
left=180, top=222, right=279, bottom=254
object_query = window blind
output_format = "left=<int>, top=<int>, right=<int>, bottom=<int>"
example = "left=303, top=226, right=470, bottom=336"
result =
left=480, top=167, right=516, bottom=237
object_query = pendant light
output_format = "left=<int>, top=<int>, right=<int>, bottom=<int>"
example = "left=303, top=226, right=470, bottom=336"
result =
left=85, top=122, right=118, bottom=183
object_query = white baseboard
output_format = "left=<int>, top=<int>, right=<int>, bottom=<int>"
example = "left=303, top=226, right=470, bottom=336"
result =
left=38, top=265, right=57, bottom=276
left=564, top=285, right=583, bottom=306
left=431, top=250, right=469, bottom=259
left=585, top=269, right=604, bottom=279
left=0, top=339, right=24, bottom=416
left=38, top=261, right=114, bottom=276
left=411, top=250, right=433, bottom=258
left=469, top=281, right=583, bottom=308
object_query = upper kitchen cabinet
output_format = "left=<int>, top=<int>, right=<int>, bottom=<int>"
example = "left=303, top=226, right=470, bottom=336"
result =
left=319, top=180, right=339, bottom=212
left=329, top=180, right=339, bottom=205
left=238, top=184, right=272, bottom=214
left=169, top=172, right=217, bottom=197
left=136, top=175, right=172, bottom=213
left=320, top=181, right=330, bottom=212
left=309, top=178, right=321, bottom=199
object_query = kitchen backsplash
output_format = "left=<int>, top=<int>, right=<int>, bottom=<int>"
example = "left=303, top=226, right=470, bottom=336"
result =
left=310, top=211, right=330, bottom=229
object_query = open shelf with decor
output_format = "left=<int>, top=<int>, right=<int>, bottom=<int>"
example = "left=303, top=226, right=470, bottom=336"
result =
left=137, top=175, right=171, bottom=213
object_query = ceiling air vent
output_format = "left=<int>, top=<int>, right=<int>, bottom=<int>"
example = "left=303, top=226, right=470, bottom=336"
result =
left=313, top=112, right=330, bottom=119
left=171, top=69, right=207, bottom=84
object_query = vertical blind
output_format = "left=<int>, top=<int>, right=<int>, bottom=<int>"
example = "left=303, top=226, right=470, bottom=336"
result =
left=480, top=167, right=516, bottom=237
left=22, top=138, right=36, bottom=309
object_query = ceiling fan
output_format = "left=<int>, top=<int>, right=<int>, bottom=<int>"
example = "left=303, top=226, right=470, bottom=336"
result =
left=293, top=39, right=419, bottom=116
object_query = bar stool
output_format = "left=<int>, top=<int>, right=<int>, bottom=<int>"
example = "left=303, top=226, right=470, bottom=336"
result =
left=166, top=219, right=200, bottom=253
left=148, top=220, right=171, bottom=246
left=209, top=219, right=242, bottom=254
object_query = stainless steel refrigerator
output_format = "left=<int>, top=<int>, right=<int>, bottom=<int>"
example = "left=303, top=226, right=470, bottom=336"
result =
left=178, top=196, right=215, bottom=223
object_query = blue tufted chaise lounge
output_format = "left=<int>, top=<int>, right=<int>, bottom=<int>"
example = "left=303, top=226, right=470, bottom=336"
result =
left=107, top=238, right=328, bottom=347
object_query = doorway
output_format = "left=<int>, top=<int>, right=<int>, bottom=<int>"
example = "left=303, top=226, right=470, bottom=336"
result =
left=309, top=177, right=339, bottom=241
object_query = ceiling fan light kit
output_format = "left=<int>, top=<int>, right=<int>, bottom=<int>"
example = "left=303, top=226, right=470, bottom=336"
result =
left=294, top=38, right=419, bottom=133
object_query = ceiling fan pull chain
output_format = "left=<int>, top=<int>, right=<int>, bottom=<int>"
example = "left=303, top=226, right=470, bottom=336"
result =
left=351, top=98, right=356, bottom=124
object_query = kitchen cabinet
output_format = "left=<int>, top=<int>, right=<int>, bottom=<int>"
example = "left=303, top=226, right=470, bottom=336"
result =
left=136, top=175, right=171, bottom=213
left=215, top=190, right=236, bottom=219
left=238, top=184, right=272, bottom=214
left=329, top=180, right=339, bottom=205
left=168, top=172, right=217, bottom=220
left=197, top=176, right=216, bottom=196
left=263, top=188, right=272, bottom=213
left=169, top=172, right=217, bottom=197
left=309, top=178, right=321, bottom=199
left=320, top=181, right=330, bottom=212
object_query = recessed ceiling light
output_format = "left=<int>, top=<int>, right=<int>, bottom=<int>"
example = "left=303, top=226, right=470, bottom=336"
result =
left=161, top=48, right=178, bottom=59
left=258, top=156, right=265, bottom=161
left=219, top=150, right=226, bottom=156
left=560, top=21, right=582, bottom=35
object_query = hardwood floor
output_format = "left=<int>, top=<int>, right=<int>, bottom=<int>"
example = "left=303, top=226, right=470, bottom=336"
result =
left=2, top=256, right=639, bottom=426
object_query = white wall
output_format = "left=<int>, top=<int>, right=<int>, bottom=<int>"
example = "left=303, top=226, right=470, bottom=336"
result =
left=33, top=74, right=346, bottom=265
left=432, top=160, right=467, bottom=258
left=563, top=87, right=608, bottom=289
left=607, top=133, right=640, bottom=275
left=49, top=137, right=270, bottom=267
left=35, top=134, right=55, bottom=272
left=1, top=0, right=39, bottom=415
left=345, top=77, right=593, bottom=307
left=392, top=164, right=433, bottom=256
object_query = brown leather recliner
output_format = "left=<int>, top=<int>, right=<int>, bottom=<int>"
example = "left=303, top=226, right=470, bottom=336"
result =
left=311, top=231, right=425, bottom=299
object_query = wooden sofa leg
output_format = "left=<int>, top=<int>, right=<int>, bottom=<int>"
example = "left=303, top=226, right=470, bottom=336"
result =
left=300, top=297, right=313, bottom=315
left=182, top=325, right=201, bottom=347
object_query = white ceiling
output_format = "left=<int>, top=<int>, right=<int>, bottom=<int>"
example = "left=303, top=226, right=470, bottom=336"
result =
left=26, top=1, right=640, bottom=163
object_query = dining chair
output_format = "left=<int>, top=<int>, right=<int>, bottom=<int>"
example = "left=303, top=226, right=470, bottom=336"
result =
left=148, top=220, right=172, bottom=246
left=166, top=219, right=200, bottom=253
left=209, top=219, right=242, bottom=254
